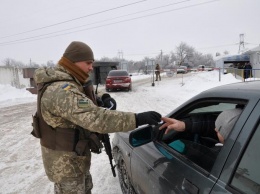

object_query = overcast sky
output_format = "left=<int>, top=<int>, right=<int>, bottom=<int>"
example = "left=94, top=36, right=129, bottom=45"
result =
left=0, top=0, right=259, bottom=65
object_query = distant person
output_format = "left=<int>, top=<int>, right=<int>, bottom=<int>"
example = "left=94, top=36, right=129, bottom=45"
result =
left=32, top=41, right=161, bottom=194
left=159, top=108, right=242, bottom=144
left=155, top=63, right=161, bottom=81
left=244, top=62, right=252, bottom=79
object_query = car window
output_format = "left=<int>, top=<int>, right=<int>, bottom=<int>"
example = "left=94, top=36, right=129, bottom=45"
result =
left=108, top=71, right=128, bottom=76
left=230, top=120, right=260, bottom=194
left=190, top=103, right=236, bottom=113
left=167, top=139, right=220, bottom=171
left=161, top=101, right=245, bottom=172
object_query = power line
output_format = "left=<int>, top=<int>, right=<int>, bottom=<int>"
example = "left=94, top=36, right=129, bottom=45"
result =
left=0, top=0, right=220, bottom=46
left=0, top=0, right=147, bottom=39
left=0, top=0, right=192, bottom=45
left=197, top=43, right=239, bottom=50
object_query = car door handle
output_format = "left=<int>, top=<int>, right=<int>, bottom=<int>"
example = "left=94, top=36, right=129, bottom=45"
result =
left=182, top=178, right=199, bottom=194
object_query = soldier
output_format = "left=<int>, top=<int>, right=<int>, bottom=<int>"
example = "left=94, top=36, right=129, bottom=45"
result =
left=155, top=63, right=161, bottom=81
left=32, top=41, right=161, bottom=194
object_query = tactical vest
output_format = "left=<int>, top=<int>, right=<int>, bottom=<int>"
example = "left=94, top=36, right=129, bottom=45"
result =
left=31, top=80, right=102, bottom=155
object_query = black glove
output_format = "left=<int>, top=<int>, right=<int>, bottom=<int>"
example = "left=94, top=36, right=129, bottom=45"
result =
left=96, top=96, right=104, bottom=107
left=135, top=111, right=161, bottom=127
left=102, top=93, right=117, bottom=110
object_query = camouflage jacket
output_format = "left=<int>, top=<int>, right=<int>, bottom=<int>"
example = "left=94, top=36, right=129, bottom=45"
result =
left=34, top=65, right=136, bottom=183
left=33, top=65, right=136, bottom=133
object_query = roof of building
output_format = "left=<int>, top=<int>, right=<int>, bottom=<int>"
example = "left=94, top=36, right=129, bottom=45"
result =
left=215, top=54, right=250, bottom=63
left=244, top=45, right=260, bottom=54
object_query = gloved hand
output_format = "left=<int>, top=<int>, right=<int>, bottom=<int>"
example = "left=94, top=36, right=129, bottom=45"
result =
left=135, top=111, right=161, bottom=127
left=96, top=96, right=104, bottom=107
left=101, top=93, right=117, bottom=110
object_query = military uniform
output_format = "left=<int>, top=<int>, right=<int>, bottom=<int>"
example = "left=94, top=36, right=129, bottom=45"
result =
left=34, top=65, right=136, bottom=193
left=155, top=64, right=161, bottom=81
left=32, top=41, right=161, bottom=194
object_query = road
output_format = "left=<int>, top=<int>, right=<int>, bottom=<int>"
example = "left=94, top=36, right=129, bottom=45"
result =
left=0, top=72, right=191, bottom=193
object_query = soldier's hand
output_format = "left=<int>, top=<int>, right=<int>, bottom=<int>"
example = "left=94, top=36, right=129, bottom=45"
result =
left=96, top=96, right=104, bottom=107
left=135, top=111, right=161, bottom=127
left=102, top=93, right=117, bottom=110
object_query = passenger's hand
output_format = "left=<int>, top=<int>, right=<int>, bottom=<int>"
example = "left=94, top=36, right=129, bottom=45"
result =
left=102, top=93, right=117, bottom=110
left=159, top=117, right=186, bottom=134
left=135, top=111, right=161, bottom=126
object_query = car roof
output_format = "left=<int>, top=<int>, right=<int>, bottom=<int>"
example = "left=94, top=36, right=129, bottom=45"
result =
left=200, top=81, right=260, bottom=99
left=166, top=81, right=260, bottom=117
left=108, top=70, right=127, bottom=73
left=205, top=81, right=260, bottom=93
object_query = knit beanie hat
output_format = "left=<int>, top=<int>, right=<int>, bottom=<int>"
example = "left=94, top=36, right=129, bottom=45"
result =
left=215, top=108, right=242, bottom=140
left=63, top=41, right=94, bottom=62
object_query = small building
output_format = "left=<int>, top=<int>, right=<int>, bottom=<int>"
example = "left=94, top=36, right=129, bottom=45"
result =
left=215, top=54, right=250, bottom=74
left=90, top=61, right=119, bottom=85
left=243, top=45, right=260, bottom=78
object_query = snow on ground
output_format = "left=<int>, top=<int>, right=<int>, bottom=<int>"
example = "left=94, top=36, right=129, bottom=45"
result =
left=0, top=71, right=242, bottom=194
left=0, top=85, right=36, bottom=109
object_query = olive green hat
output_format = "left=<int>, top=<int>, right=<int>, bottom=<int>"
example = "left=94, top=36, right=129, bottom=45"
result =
left=63, top=41, right=94, bottom=62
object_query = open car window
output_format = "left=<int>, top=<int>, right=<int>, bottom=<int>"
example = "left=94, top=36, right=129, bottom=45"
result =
left=167, top=139, right=221, bottom=171
left=160, top=100, right=246, bottom=172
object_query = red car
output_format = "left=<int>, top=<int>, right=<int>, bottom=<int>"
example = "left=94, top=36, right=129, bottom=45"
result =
left=105, top=70, right=132, bottom=92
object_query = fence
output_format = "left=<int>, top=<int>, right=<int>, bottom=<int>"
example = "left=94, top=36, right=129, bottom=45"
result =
left=1, top=66, right=259, bottom=91
left=224, top=68, right=260, bottom=81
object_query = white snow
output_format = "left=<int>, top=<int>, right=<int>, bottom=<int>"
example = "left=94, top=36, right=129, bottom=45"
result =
left=0, top=71, right=242, bottom=193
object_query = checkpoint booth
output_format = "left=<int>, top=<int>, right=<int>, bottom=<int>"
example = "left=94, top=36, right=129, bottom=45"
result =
left=89, top=61, right=119, bottom=85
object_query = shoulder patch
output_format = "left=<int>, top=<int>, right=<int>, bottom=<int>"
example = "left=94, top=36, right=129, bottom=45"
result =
left=62, top=83, right=71, bottom=91
left=78, top=99, right=89, bottom=108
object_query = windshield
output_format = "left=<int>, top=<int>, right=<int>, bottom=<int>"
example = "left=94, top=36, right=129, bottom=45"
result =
left=108, top=71, right=129, bottom=76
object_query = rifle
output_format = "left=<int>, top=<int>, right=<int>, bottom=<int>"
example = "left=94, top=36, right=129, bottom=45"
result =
left=99, top=133, right=116, bottom=177
left=83, top=77, right=116, bottom=177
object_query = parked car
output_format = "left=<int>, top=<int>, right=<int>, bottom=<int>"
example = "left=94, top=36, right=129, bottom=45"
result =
left=112, top=81, right=260, bottom=194
left=105, top=70, right=132, bottom=92
left=176, top=66, right=188, bottom=74
left=198, top=65, right=214, bottom=71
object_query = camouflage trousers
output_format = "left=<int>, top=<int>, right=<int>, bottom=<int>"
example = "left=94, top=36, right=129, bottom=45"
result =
left=54, top=170, right=92, bottom=194
left=41, top=146, right=93, bottom=194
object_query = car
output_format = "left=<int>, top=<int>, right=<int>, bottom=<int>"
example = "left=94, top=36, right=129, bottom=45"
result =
left=176, top=66, right=188, bottom=74
left=105, top=70, right=132, bottom=92
left=198, top=65, right=214, bottom=71
left=112, top=81, right=260, bottom=194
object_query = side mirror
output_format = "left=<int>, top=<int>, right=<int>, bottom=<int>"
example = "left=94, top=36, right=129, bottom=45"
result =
left=129, top=125, right=153, bottom=147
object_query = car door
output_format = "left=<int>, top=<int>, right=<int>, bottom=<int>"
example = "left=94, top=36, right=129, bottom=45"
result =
left=211, top=100, right=260, bottom=193
left=130, top=99, right=250, bottom=194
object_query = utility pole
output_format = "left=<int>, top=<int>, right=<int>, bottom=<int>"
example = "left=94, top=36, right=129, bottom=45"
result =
left=118, top=50, right=123, bottom=69
left=151, top=59, right=155, bottom=86
left=238, top=34, right=245, bottom=54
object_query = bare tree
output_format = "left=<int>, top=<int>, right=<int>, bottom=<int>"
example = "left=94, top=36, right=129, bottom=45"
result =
left=2, top=58, right=26, bottom=67
left=46, top=60, right=55, bottom=67
left=223, top=50, right=229, bottom=55
left=175, top=42, right=194, bottom=66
